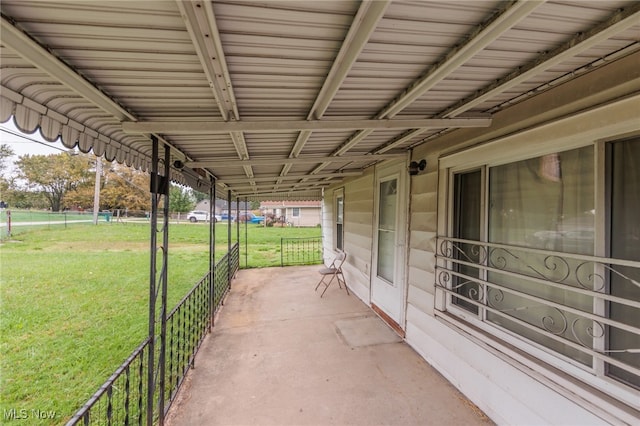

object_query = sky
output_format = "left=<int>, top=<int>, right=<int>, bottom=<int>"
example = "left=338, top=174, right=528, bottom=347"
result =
left=0, top=120, right=68, bottom=159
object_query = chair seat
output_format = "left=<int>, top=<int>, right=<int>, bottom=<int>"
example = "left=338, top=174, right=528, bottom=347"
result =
left=315, top=251, right=348, bottom=297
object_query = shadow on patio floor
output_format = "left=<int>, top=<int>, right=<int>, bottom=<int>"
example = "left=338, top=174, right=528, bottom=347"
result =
left=166, top=265, right=492, bottom=426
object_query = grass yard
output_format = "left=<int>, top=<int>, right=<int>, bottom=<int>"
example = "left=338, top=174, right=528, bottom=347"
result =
left=0, top=221, right=321, bottom=424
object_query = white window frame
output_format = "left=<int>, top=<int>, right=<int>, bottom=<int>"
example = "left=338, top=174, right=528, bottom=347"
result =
left=291, top=207, right=300, bottom=218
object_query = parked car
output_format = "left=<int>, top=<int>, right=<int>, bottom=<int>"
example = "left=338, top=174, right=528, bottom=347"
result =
left=187, top=210, right=220, bottom=223
left=237, top=213, right=265, bottom=224
left=219, top=213, right=235, bottom=222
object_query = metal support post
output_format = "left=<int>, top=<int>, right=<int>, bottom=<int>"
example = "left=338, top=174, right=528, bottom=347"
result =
left=209, top=177, right=216, bottom=331
left=147, top=136, right=170, bottom=425
left=244, top=197, right=248, bottom=268
left=227, top=190, right=232, bottom=287
left=158, top=144, right=170, bottom=421
left=236, top=196, right=240, bottom=250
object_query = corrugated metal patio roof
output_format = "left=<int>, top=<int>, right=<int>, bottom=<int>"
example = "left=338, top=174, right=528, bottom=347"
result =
left=1, top=0, right=638, bottom=200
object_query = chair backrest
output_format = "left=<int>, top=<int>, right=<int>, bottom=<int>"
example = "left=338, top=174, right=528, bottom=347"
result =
left=330, top=251, right=347, bottom=269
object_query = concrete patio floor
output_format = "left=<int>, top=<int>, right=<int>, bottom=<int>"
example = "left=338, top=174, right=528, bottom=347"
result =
left=166, top=265, right=493, bottom=426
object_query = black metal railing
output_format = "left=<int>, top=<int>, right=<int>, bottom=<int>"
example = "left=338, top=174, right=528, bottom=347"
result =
left=67, top=243, right=240, bottom=425
left=280, top=237, right=323, bottom=267
left=66, top=339, right=151, bottom=425
left=164, top=274, right=210, bottom=407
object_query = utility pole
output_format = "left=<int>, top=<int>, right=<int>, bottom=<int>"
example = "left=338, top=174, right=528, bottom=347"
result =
left=92, top=157, right=102, bottom=225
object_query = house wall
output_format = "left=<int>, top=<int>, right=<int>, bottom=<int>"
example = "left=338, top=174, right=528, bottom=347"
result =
left=286, top=207, right=321, bottom=227
left=323, top=51, right=640, bottom=424
left=323, top=170, right=375, bottom=303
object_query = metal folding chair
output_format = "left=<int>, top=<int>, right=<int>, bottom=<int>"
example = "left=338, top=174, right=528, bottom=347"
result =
left=315, top=251, right=349, bottom=297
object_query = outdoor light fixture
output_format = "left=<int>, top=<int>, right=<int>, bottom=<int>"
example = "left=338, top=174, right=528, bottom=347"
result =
left=173, top=160, right=185, bottom=170
left=408, top=159, right=426, bottom=176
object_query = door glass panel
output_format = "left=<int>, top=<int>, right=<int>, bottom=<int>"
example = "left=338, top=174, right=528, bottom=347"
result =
left=608, top=138, right=640, bottom=388
left=453, top=170, right=481, bottom=313
left=336, top=196, right=344, bottom=250
left=377, top=179, right=397, bottom=283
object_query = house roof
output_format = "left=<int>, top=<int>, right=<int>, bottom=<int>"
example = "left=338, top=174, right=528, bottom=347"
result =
left=261, top=200, right=321, bottom=208
left=1, top=1, right=638, bottom=200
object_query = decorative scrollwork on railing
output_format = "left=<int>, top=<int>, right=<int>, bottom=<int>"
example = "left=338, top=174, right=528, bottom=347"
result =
left=438, top=239, right=487, bottom=265
left=487, top=247, right=572, bottom=285
left=571, top=317, right=605, bottom=349
left=541, top=307, right=569, bottom=335
left=436, top=270, right=484, bottom=302
left=435, top=269, right=451, bottom=288
left=486, top=289, right=569, bottom=335
left=438, top=238, right=454, bottom=258
left=575, top=261, right=605, bottom=291
left=487, top=288, right=504, bottom=308
left=453, top=280, right=484, bottom=302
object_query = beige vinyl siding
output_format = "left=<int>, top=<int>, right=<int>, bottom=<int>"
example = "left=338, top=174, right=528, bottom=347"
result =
left=324, top=171, right=374, bottom=301
left=286, top=207, right=321, bottom=227
left=343, top=173, right=374, bottom=290
left=406, top=158, right=439, bottom=318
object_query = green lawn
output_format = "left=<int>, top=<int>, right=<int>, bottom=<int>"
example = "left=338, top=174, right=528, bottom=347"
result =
left=0, top=222, right=321, bottom=424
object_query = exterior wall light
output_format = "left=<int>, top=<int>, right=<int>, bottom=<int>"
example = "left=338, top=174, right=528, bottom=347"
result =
left=409, top=159, right=426, bottom=176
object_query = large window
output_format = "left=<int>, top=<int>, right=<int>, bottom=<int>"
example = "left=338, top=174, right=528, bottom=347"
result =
left=437, top=140, right=640, bottom=396
left=608, top=139, right=640, bottom=388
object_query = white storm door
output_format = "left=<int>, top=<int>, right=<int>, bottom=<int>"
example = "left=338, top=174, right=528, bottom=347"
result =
left=371, top=167, right=406, bottom=326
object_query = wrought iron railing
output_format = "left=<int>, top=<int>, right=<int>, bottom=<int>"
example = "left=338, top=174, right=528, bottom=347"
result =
left=280, top=237, right=323, bottom=267
left=435, top=236, right=640, bottom=388
left=67, top=243, right=239, bottom=425
left=65, top=339, right=151, bottom=425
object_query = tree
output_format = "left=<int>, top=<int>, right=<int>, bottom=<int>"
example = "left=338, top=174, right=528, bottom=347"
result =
left=193, top=190, right=208, bottom=203
left=100, top=163, right=150, bottom=211
left=15, top=152, right=92, bottom=211
left=169, top=185, right=195, bottom=213
left=0, top=144, right=14, bottom=177
left=0, top=144, right=15, bottom=207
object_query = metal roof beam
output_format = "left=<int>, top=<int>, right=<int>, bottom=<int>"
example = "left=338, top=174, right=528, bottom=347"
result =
left=177, top=1, right=257, bottom=184
left=123, top=117, right=490, bottom=134
left=332, top=1, right=542, bottom=156
left=220, top=171, right=362, bottom=184
left=379, top=0, right=545, bottom=119
left=310, top=1, right=390, bottom=121
left=286, top=1, right=389, bottom=157
left=175, top=0, right=239, bottom=121
left=234, top=187, right=324, bottom=198
left=226, top=181, right=333, bottom=192
left=441, top=3, right=640, bottom=118
left=281, top=2, right=389, bottom=180
left=186, top=153, right=404, bottom=169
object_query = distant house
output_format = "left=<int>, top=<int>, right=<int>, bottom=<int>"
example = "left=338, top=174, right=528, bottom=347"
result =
left=193, top=199, right=250, bottom=216
left=261, top=201, right=321, bottom=227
